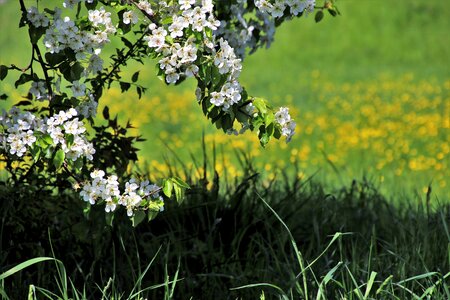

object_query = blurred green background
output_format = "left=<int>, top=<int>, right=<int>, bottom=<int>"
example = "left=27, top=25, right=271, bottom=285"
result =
left=0, top=0, right=449, bottom=200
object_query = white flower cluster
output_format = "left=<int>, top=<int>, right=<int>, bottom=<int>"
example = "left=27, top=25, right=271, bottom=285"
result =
left=0, top=108, right=39, bottom=157
left=63, top=0, right=94, bottom=9
left=213, top=38, right=242, bottom=77
left=274, top=107, right=296, bottom=142
left=216, top=3, right=272, bottom=57
left=209, top=80, right=242, bottom=110
left=141, top=2, right=244, bottom=112
left=27, top=6, right=50, bottom=28
left=46, top=108, right=95, bottom=161
left=216, top=0, right=315, bottom=58
left=123, top=10, right=139, bottom=25
left=80, top=170, right=164, bottom=216
left=27, top=5, right=112, bottom=115
left=255, top=0, right=315, bottom=17
left=0, top=107, right=95, bottom=160
left=40, top=6, right=113, bottom=68
left=29, top=81, right=48, bottom=101
left=143, top=1, right=221, bottom=84
left=136, top=0, right=153, bottom=15
left=71, top=80, right=86, bottom=97
left=76, top=95, right=99, bottom=119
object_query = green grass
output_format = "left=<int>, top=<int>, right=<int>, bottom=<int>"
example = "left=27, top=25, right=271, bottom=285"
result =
left=1, top=155, right=449, bottom=298
left=0, top=0, right=448, bottom=198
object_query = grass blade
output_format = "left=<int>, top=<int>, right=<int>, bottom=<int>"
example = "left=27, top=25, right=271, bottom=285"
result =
left=230, top=283, right=289, bottom=299
left=256, top=192, right=308, bottom=297
left=128, top=245, right=163, bottom=299
left=345, top=264, right=364, bottom=299
left=0, top=257, right=55, bottom=280
left=316, top=261, right=343, bottom=300
left=396, top=272, right=438, bottom=285
left=364, top=271, right=377, bottom=298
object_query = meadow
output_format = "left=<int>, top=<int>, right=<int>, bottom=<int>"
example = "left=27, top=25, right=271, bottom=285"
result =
left=0, top=0, right=449, bottom=299
left=1, top=1, right=448, bottom=198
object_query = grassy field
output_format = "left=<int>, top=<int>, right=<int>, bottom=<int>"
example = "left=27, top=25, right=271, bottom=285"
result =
left=1, top=1, right=448, bottom=199
left=0, top=1, right=449, bottom=298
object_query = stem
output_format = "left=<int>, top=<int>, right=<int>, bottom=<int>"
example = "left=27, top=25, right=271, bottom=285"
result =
left=33, top=44, right=53, bottom=101
left=93, top=30, right=148, bottom=98
left=128, top=0, right=160, bottom=25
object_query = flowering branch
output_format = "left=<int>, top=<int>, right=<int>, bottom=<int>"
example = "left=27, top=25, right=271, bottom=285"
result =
left=0, top=0, right=338, bottom=225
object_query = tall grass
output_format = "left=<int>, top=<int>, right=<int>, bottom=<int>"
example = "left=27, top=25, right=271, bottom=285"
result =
left=1, top=147, right=449, bottom=299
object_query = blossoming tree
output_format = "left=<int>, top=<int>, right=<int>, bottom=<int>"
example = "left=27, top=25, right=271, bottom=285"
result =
left=0, top=0, right=339, bottom=225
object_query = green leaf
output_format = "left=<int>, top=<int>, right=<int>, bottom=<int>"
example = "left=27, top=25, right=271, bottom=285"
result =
left=58, top=61, right=70, bottom=79
left=236, top=111, right=248, bottom=123
left=70, top=62, right=84, bottom=81
left=315, top=10, right=324, bottom=23
left=264, top=112, right=275, bottom=127
left=253, top=98, right=268, bottom=114
left=161, top=16, right=173, bottom=25
left=273, top=127, right=282, bottom=139
left=364, top=271, right=377, bottom=298
left=0, top=65, right=8, bottom=81
left=53, top=149, right=65, bottom=170
left=259, top=132, right=270, bottom=147
left=172, top=177, right=190, bottom=189
left=214, top=117, right=222, bottom=129
left=73, top=158, right=83, bottom=170
left=30, top=146, right=41, bottom=163
left=131, top=71, right=139, bottom=83
left=131, top=210, right=146, bottom=227
left=44, top=146, right=53, bottom=159
left=83, top=204, right=91, bottom=217
left=29, top=26, right=46, bottom=44
left=0, top=257, right=56, bottom=281
left=45, top=52, right=66, bottom=67
left=121, top=36, right=133, bottom=49
left=266, top=122, right=275, bottom=136
left=38, top=134, right=54, bottom=147
left=221, top=114, right=233, bottom=131
left=162, top=179, right=173, bottom=198
left=14, top=73, right=34, bottom=88
left=147, top=210, right=159, bottom=221
left=328, top=8, right=337, bottom=17
left=66, top=134, right=75, bottom=148
left=85, top=0, right=97, bottom=9
left=208, top=106, right=221, bottom=120
left=120, top=81, right=131, bottom=92
left=252, top=115, right=265, bottom=129
left=103, top=106, right=110, bottom=120
left=105, top=212, right=114, bottom=227
left=173, top=185, right=183, bottom=204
